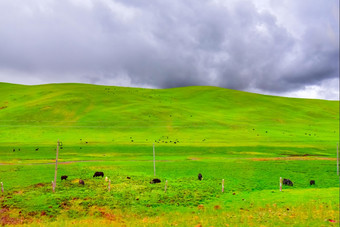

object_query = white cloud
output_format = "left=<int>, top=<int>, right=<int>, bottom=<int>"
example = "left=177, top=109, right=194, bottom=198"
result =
left=282, top=78, right=339, bottom=100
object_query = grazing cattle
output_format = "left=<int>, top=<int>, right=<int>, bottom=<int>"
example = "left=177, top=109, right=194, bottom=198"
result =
left=310, top=180, right=315, bottom=186
left=150, top=178, right=161, bottom=184
left=93, top=172, right=104, bottom=178
left=61, top=176, right=68, bottom=180
left=127, top=176, right=131, bottom=179
left=13, top=149, right=15, bottom=152
left=35, top=148, right=39, bottom=151
left=79, top=179, right=85, bottom=185
left=198, top=173, right=203, bottom=181
left=283, top=178, right=293, bottom=186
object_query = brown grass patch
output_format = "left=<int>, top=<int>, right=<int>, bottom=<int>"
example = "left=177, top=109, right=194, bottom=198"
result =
left=34, top=183, right=46, bottom=188
left=189, top=157, right=201, bottom=161
left=13, top=190, right=24, bottom=195
left=198, top=205, right=205, bottom=210
left=0, top=208, right=30, bottom=225
left=252, top=157, right=336, bottom=161
left=214, top=205, right=221, bottom=210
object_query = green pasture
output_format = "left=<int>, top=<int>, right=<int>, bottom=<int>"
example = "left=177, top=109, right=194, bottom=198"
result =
left=0, top=83, right=339, bottom=226
left=0, top=145, right=339, bottom=226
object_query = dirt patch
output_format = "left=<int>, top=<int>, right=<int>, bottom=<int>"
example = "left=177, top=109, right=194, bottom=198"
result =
left=0, top=208, right=30, bottom=225
left=41, top=106, right=51, bottom=110
left=0, top=208, right=9, bottom=214
left=71, top=179, right=80, bottom=184
left=13, top=190, right=24, bottom=195
left=1, top=215, right=24, bottom=225
left=34, top=183, right=46, bottom=188
left=252, top=157, right=336, bottom=161
left=101, top=210, right=116, bottom=221
left=214, top=205, right=221, bottom=210
left=0, top=160, right=105, bottom=166
left=189, top=157, right=201, bottom=161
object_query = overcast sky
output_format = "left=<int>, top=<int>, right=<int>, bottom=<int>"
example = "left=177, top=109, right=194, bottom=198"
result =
left=0, top=0, right=338, bottom=100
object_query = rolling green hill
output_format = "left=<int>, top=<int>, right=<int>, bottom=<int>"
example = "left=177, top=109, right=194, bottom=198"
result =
left=0, top=82, right=339, bottom=226
left=0, top=82, right=338, bottom=151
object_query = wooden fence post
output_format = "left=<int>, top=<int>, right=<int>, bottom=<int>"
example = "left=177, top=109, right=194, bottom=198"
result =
left=1, top=182, right=3, bottom=193
left=164, top=180, right=168, bottom=193
left=52, top=181, right=55, bottom=192
left=53, top=140, right=60, bottom=191
left=280, top=177, right=282, bottom=192
left=108, top=179, right=111, bottom=192
left=222, top=179, right=224, bottom=193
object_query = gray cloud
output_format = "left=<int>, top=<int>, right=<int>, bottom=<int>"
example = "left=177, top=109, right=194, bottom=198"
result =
left=0, top=0, right=338, bottom=99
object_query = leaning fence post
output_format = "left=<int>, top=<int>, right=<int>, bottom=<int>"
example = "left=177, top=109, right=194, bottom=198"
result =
left=52, top=180, right=55, bottom=193
left=280, top=177, right=282, bottom=192
left=222, top=179, right=224, bottom=193
left=1, top=182, right=3, bottom=193
left=164, top=180, right=168, bottom=193
left=108, top=179, right=111, bottom=192
left=53, top=140, right=60, bottom=191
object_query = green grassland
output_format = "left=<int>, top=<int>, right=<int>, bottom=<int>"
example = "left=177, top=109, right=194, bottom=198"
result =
left=0, top=82, right=339, bottom=226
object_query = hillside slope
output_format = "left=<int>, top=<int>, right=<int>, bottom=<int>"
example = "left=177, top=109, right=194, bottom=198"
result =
left=0, top=82, right=338, bottom=149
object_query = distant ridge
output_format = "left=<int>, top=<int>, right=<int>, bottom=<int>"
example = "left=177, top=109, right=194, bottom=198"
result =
left=0, top=83, right=338, bottom=147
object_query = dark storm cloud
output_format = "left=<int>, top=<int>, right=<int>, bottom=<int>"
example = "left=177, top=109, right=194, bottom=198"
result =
left=0, top=0, right=338, bottom=99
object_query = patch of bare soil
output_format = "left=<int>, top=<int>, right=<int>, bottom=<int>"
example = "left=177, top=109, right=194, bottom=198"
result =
left=34, top=183, right=46, bottom=188
left=252, top=157, right=335, bottom=161
left=0, top=160, right=105, bottom=166
left=13, top=190, right=23, bottom=195
left=188, top=157, right=201, bottom=161
left=0, top=208, right=30, bottom=226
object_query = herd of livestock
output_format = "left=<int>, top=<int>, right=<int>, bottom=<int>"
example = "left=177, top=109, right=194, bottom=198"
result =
left=59, top=172, right=316, bottom=187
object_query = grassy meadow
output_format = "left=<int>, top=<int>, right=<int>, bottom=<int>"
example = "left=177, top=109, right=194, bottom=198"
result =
left=0, top=82, right=339, bottom=226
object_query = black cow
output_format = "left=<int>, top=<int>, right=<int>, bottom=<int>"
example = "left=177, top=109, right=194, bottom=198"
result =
left=198, top=173, right=203, bottom=181
left=93, top=172, right=104, bottom=178
left=150, top=178, right=161, bottom=184
left=310, top=180, right=315, bottom=186
left=79, top=179, right=85, bottom=185
left=283, top=178, right=293, bottom=186
left=61, top=175, right=68, bottom=180
left=35, top=148, right=39, bottom=151
left=127, top=176, right=131, bottom=179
